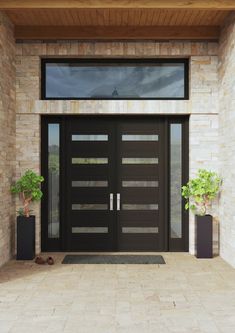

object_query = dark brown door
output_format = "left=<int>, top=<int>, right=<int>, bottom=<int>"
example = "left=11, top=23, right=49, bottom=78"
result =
left=65, top=117, right=166, bottom=251
left=66, top=118, right=116, bottom=251
left=117, top=119, right=165, bottom=251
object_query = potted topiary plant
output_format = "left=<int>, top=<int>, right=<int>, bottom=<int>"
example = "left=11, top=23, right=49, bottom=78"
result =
left=182, top=169, right=221, bottom=258
left=11, top=170, right=44, bottom=260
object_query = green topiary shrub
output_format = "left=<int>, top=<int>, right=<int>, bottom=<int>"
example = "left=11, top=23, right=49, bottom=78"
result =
left=11, top=170, right=44, bottom=217
left=182, top=169, right=221, bottom=216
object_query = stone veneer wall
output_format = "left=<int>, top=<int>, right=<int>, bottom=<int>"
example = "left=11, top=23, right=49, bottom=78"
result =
left=0, top=12, right=15, bottom=266
left=219, top=12, right=235, bottom=267
left=15, top=41, right=219, bottom=255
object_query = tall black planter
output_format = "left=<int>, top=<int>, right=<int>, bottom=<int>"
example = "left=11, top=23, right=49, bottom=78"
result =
left=17, top=216, right=35, bottom=260
left=196, top=214, right=213, bottom=258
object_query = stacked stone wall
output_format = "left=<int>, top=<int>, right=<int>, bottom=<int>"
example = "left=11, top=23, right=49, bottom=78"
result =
left=16, top=41, right=219, bottom=254
left=218, top=12, right=235, bottom=267
left=0, top=12, right=16, bottom=266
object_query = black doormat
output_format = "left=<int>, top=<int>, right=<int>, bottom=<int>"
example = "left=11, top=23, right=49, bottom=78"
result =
left=62, top=254, right=165, bottom=264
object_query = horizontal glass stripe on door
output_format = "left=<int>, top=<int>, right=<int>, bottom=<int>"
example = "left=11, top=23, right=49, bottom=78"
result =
left=122, top=158, right=158, bottom=164
left=122, top=134, right=159, bottom=141
left=122, top=204, right=159, bottom=210
left=72, top=180, right=108, bottom=187
left=72, top=134, right=108, bottom=141
left=72, top=227, right=108, bottom=233
left=72, top=158, right=108, bottom=164
left=122, top=227, right=159, bottom=234
left=122, top=181, right=159, bottom=187
left=72, top=204, right=108, bottom=210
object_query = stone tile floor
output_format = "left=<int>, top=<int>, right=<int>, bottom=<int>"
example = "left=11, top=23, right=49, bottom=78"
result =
left=0, top=253, right=235, bottom=333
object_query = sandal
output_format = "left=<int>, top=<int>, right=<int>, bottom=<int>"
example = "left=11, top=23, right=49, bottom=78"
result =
left=35, top=256, right=46, bottom=265
left=47, top=257, right=54, bottom=265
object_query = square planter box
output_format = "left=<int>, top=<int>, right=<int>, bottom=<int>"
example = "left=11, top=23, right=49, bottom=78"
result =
left=196, top=214, right=213, bottom=259
left=17, top=216, right=35, bottom=260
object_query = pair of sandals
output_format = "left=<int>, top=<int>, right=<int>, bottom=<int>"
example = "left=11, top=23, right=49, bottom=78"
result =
left=35, top=256, right=54, bottom=265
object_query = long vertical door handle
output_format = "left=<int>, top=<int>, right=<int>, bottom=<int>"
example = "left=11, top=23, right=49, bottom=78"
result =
left=110, top=193, right=113, bottom=211
left=117, top=193, right=120, bottom=211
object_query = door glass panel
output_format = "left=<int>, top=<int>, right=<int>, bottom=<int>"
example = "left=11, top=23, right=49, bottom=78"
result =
left=72, top=204, right=108, bottom=210
left=72, top=134, right=108, bottom=141
left=72, top=227, right=108, bottom=233
left=170, top=124, right=182, bottom=238
left=72, top=157, right=108, bottom=164
left=122, top=158, right=158, bottom=164
left=122, top=180, right=159, bottom=187
left=122, top=227, right=159, bottom=233
left=72, top=180, right=108, bottom=187
left=122, top=134, right=159, bottom=141
left=122, top=204, right=158, bottom=210
left=48, top=124, right=60, bottom=239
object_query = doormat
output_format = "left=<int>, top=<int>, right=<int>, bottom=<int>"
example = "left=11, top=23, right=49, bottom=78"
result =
left=62, top=255, right=165, bottom=264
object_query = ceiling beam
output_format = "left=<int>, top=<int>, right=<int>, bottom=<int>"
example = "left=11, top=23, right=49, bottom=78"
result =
left=15, top=25, right=220, bottom=41
left=1, top=0, right=235, bottom=10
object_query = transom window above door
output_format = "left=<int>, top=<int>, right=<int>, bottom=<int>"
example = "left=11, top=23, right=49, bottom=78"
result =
left=41, top=59, right=189, bottom=100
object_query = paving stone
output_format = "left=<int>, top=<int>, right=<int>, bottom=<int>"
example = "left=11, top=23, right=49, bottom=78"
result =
left=0, top=253, right=234, bottom=332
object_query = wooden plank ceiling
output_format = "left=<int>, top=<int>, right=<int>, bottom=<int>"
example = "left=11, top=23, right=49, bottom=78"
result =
left=2, top=1, right=234, bottom=40
left=1, top=1, right=235, bottom=10
left=5, top=9, right=229, bottom=26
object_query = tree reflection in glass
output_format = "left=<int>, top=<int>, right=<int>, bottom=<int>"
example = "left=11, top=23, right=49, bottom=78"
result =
left=45, top=63, right=185, bottom=99
left=48, top=124, right=60, bottom=238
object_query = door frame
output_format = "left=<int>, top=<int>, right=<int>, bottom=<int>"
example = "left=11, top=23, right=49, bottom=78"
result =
left=41, top=115, right=189, bottom=252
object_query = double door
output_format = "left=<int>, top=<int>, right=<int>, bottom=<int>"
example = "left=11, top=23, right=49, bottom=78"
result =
left=66, top=117, right=165, bottom=251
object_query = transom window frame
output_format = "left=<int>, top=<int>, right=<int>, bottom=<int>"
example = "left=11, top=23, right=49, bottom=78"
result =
left=41, top=58, right=189, bottom=101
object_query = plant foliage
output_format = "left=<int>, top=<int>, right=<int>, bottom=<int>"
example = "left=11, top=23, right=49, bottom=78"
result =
left=11, top=170, right=44, bottom=217
left=181, top=169, right=221, bottom=216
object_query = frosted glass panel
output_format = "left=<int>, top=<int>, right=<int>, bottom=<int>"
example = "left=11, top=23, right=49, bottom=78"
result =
left=122, top=181, right=159, bottom=187
left=72, top=181, right=108, bottom=187
left=122, top=134, right=159, bottom=141
left=122, top=204, right=158, bottom=210
left=72, top=204, right=108, bottom=210
left=170, top=124, right=182, bottom=238
left=48, top=124, right=60, bottom=239
left=122, top=158, right=158, bottom=164
left=72, top=227, right=108, bottom=233
left=72, top=134, right=108, bottom=141
left=122, top=227, right=158, bottom=233
left=72, top=158, right=108, bottom=164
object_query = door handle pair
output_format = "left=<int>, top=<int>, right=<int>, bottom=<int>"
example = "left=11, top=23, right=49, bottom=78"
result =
left=110, top=193, right=120, bottom=211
